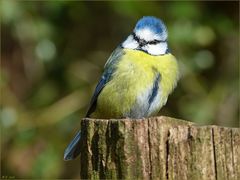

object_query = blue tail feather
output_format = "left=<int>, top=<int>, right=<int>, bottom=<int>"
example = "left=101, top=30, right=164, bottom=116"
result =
left=64, top=131, right=81, bottom=161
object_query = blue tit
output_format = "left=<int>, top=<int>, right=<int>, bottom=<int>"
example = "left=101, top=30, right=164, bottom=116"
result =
left=64, top=16, right=179, bottom=160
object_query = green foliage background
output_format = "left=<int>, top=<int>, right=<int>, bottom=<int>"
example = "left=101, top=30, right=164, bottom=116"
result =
left=1, top=1, right=239, bottom=179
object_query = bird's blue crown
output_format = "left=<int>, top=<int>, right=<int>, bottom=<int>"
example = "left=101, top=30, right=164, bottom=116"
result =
left=134, top=16, right=167, bottom=34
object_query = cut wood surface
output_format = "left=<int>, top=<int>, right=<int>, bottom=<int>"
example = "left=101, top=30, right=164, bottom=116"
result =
left=79, top=116, right=240, bottom=180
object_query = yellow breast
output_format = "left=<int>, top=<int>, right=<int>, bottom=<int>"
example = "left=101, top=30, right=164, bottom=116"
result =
left=91, top=49, right=179, bottom=119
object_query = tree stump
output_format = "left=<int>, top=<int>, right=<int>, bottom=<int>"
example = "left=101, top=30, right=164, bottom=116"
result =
left=80, top=116, right=240, bottom=180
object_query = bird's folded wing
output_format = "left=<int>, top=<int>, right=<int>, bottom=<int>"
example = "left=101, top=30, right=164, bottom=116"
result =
left=86, top=47, right=125, bottom=117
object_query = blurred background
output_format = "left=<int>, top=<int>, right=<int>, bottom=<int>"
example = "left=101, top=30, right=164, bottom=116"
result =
left=1, top=1, right=239, bottom=179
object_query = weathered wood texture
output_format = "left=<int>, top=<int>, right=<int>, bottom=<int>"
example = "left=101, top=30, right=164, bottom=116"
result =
left=80, top=116, right=240, bottom=180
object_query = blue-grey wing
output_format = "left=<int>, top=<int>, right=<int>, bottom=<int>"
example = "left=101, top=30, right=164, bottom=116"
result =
left=86, top=46, right=124, bottom=117
left=64, top=47, right=124, bottom=160
left=104, top=46, right=124, bottom=69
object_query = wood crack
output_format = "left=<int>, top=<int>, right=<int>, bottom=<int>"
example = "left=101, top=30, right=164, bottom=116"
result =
left=166, top=130, right=170, bottom=180
left=147, top=119, right=153, bottom=180
left=212, top=128, right=218, bottom=180
left=230, top=129, right=235, bottom=176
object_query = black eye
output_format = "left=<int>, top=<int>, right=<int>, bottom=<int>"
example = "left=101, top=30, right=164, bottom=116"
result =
left=148, top=39, right=161, bottom=45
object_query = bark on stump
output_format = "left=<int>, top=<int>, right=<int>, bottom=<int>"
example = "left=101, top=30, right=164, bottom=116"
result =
left=80, top=116, right=240, bottom=180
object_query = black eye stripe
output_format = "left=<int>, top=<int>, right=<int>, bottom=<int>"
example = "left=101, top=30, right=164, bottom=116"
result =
left=149, top=39, right=167, bottom=44
left=132, top=32, right=166, bottom=45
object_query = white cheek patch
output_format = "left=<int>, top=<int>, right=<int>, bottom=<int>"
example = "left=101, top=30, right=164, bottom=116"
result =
left=122, top=35, right=139, bottom=49
left=122, top=34, right=168, bottom=55
left=142, top=43, right=167, bottom=56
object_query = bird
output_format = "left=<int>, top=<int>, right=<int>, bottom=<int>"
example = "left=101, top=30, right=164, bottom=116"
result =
left=64, top=16, right=179, bottom=161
